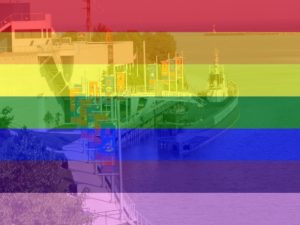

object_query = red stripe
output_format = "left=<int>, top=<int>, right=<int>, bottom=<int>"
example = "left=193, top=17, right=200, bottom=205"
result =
left=1, top=0, right=300, bottom=32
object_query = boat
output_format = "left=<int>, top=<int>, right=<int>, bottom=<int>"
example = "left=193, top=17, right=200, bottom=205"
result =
left=152, top=51, right=239, bottom=157
left=0, top=2, right=239, bottom=135
left=0, top=2, right=239, bottom=224
left=0, top=0, right=240, bottom=164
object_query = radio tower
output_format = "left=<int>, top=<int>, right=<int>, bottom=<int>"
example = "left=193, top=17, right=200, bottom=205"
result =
left=84, top=0, right=92, bottom=33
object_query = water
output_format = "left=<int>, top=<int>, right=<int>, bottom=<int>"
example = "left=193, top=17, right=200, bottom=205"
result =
left=129, top=193, right=300, bottom=225
left=129, top=33, right=300, bottom=224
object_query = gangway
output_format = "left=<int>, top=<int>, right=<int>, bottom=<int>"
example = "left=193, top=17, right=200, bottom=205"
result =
left=62, top=130, right=154, bottom=225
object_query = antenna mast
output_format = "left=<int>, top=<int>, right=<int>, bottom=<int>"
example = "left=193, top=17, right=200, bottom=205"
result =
left=84, top=0, right=92, bottom=32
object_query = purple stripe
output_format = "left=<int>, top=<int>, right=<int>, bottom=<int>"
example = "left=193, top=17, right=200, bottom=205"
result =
left=123, top=161, right=300, bottom=192
left=131, top=193, right=300, bottom=225
left=3, top=161, right=300, bottom=193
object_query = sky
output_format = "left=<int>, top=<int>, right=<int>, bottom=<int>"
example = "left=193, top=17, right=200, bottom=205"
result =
left=6, top=0, right=300, bottom=32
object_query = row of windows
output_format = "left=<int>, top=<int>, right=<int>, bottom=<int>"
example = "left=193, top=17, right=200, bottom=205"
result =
left=14, top=29, right=52, bottom=39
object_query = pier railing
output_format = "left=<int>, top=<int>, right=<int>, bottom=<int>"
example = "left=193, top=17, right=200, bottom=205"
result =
left=122, top=192, right=154, bottom=225
left=94, top=166, right=154, bottom=225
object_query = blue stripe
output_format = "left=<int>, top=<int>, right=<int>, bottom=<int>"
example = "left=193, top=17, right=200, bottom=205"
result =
left=2, top=128, right=300, bottom=192
left=1, top=128, right=300, bottom=160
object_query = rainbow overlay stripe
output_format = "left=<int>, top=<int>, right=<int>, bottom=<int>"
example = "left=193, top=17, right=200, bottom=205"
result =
left=2, top=0, right=300, bottom=224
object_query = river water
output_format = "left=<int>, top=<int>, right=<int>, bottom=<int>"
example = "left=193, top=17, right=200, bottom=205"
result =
left=128, top=33, right=300, bottom=225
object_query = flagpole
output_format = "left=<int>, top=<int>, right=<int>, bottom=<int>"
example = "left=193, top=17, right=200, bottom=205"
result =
left=143, top=40, right=147, bottom=92
left=155, top=56, right=159, bottom=93
left=181, top=51, right=184, bottom=90
left=168, top=53, right=171, bottom=92
left=114, top=67, right=117, bottom=95
left=125, top=64, right=128, bottom=93
left=117, top=98, right=124, bottom=220
left=136, top=52, right=139, bottom=93
left=175, top=53, right=178, bottom=94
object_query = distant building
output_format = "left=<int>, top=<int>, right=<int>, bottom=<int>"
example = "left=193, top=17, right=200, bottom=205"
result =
left=0, top=2, right=30, bottom=21
left=0, top=2, right=134, bottom=127
left=0, top=2, right=53, bottom=53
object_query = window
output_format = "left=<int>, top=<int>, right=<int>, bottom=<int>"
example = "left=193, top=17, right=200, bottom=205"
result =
left=15, top=29, right=42, bottom=39
left=43, top=29, right=47, bottom=38
left=48, top=29, right=52, bottom=38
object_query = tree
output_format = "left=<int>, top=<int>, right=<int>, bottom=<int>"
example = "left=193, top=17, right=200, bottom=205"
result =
left=144, top=32, right=177, bottom=62
left=61, top=31, right=80, bottom=41
left=0, top=106, right=14, bottom=128
left=0, top=129, right=96, bottom=224
left=0, top=193, right=94, bottom=225
left=92, top=23, right=111, bottom=42
left=113, top=32, right=177, bottom=63
left=44, top=111, right=54, bottom=128
left=112, top=32, right=177, bottom=88
left=0, top=129, right=74, bottom=191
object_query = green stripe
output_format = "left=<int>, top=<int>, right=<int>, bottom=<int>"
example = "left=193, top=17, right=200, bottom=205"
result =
left=1, top=97, right=300, bottom=129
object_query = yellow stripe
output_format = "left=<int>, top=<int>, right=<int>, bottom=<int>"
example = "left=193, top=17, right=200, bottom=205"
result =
left=0, top=64, right=300, bottom=96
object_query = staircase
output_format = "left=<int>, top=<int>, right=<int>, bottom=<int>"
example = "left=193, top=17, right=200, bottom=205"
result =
left=38, top=55, right=69, bottom=96
left=62, top=137, right=131, bottom=225
left=0, top=14, right=13, bottom=32
left=62, top=134, right=154, bottom=225
left=0, top=19, right=11, bottom=32
left=38, top=55, right=71, bottom=121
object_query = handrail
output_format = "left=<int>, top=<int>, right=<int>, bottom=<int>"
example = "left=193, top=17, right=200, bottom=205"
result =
left=93, top=163, right=154, bottom=225
left=0, top=13, right=46, bottom=29
left=0, top=38, right=73, bottom=54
